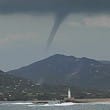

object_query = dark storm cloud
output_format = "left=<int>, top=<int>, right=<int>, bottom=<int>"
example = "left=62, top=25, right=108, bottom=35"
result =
left=0, top=0, right=110, bottom=14
left=1, top=0, right=110, bottom=48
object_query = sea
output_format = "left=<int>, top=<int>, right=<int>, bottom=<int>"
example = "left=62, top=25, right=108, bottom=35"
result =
left=0, top=101, right=110, bottom=110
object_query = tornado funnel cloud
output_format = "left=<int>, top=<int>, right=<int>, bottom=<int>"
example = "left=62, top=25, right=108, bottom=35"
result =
left=47, top=12, right=68, bottom=49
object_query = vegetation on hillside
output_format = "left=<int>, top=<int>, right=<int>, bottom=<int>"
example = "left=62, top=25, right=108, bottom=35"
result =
left=0, top=71, right=110, bottom=101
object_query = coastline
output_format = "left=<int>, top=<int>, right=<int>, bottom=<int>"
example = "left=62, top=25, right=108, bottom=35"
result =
left=32, top=98, right=110, bottom=103
left=74, top=98, right=110, bottom=103
left=1, top=98, right=110, bottom=103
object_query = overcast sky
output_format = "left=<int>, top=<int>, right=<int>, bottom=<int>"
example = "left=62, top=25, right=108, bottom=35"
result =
left=0, top=0, right=110, bottom=71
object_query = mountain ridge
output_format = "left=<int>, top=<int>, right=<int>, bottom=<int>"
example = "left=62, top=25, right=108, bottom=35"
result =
left=7, top=54, right=110, bottom=89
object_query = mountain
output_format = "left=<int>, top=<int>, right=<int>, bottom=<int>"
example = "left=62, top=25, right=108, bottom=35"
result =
left=7, top=54, right=110, bottom=89
left=1, top=68, right=110, bottom=100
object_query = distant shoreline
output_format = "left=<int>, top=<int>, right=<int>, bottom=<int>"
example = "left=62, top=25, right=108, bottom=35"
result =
left=32, top=98, right=110, bottom=103
left=75, top=98, right=110, bottom=103
left=1, top=98, right=110, bottom=102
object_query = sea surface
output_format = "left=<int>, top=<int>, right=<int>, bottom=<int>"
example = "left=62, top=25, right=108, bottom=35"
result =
left=0, top=101, right=110, bottom=110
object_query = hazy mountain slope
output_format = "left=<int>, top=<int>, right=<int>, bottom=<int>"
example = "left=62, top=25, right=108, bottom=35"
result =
left=7, top=54, right=110, bottom=89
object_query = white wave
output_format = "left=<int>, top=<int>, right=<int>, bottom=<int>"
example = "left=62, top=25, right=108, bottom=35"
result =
left=28, top=104, right=38, bottom=107
left=10, top=102, right=33, bottom=105
left=28, top=102, right=77, bottom=107
left=53, top=102, right=77, bottom=106
left=0, top=102, right=33, bottom=105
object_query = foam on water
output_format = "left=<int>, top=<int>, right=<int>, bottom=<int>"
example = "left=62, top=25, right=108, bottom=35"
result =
left=10, top=102, right=33, bottom=105
left=27, top=101, right=110, bottom=107
left=28, top=102, right=77, bottom=107
left=0, top=102, right=33, bottom=105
